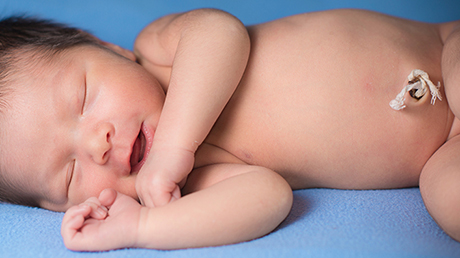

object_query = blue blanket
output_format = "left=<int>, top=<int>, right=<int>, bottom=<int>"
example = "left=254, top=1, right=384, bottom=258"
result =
left=1, top=0, right=460, bottom=257
left=2, top=188, right=460, bottom=257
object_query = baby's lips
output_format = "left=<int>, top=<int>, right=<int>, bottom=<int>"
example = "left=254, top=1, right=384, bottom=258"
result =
left=130, top=132, right=143, bottom=168
left=131, top=123, right=154, bottom=174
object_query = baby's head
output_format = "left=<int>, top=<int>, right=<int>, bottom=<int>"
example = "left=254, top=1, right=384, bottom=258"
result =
left=0, top=16, right=165, bottom=211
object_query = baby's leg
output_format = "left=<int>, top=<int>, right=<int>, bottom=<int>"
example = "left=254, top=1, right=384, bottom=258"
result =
left=442, top=22, right=460, bottom=117
left=420, top=135, right=460, bottom=241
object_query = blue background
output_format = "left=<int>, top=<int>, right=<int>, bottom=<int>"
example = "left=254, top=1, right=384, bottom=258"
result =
left=0, top=0, right=459, bottom=50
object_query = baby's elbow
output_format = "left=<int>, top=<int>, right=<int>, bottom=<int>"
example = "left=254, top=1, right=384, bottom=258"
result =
left=187, top=8, right=245, bottom=29
left=187, top=9, right=250, bottom=46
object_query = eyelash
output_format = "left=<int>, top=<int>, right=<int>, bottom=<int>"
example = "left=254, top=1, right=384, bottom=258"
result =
left=81, top=78, right=87, bottom=115
left=66, top=160, right=76, bottom=196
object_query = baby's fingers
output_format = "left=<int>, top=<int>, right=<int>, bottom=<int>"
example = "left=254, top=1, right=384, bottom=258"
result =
left=144, top=188, right=177, bottom=208
left=62, top=205, right=89, bottom=227
left=80, top=197, right=108, bottom=220
left=61, top=205, right=91, bottom=242
left=136, top=180, right=154, bottom=207
left=138, top=191, right=154, bottom=208
left=98, top=188, right=118, bottom=208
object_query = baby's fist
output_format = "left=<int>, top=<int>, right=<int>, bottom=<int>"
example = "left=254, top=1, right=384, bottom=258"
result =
left=61, top=189, right=143, bottom=251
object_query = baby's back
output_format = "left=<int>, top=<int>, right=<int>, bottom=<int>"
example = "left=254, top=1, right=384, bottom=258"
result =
left=200, top=9, right=455, bottom=190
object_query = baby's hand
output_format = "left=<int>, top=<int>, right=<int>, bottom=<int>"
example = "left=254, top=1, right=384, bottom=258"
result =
left=61, top=189, right=143, bottom=251
left=135, top=147, right=194, bottom=207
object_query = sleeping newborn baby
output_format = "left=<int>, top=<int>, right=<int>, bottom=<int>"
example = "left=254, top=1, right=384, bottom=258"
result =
left=0, top=8, right=459, bottom=250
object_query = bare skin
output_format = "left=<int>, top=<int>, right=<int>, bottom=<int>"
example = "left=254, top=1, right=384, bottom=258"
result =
left=195, top=9, right=456, bottom=190
left=4, top=9, right=459, bottom=250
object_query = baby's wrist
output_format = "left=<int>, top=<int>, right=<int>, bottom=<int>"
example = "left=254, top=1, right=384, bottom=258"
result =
left=134, top=206, right=152, bottom=249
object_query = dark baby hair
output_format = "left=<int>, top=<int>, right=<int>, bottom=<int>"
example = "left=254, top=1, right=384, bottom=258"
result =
left=0, top=15, right=100, bottom=207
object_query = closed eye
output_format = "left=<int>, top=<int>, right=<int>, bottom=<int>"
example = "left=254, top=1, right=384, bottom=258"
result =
left=66, top=160, right=76, bottom=197
left=81, top=75, right=87, bottom=114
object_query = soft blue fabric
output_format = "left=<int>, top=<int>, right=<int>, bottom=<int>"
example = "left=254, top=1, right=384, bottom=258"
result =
left=1, top=0, right=460, bottom=257
left=2, top=189, right=460, bottom=257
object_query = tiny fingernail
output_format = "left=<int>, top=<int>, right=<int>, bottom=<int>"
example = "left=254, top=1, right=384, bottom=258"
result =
left=96, top=206, right=107, bottom=217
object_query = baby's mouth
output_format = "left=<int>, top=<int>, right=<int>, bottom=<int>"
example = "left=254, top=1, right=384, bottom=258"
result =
left=130, top=130, right=146, bottom=173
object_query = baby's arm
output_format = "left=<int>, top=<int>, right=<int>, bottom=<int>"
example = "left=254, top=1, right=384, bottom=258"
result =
left=134, top=9, right=250, bottom=207
left=61, top=165, right=293, bottom=251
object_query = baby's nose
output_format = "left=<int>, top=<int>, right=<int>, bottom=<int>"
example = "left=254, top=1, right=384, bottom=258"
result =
left=83, top=122, right=114, bottom=165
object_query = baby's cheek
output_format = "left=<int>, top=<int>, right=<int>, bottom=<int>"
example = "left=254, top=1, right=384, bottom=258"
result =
left=71, top=172, right=138, bottom=204
left=70, top=179, right=112, bottom=204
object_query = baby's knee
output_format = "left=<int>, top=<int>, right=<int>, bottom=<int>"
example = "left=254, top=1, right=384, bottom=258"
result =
left=254, top=168, right=293, bottom=222
left=420, top=161, right=460, bottom=241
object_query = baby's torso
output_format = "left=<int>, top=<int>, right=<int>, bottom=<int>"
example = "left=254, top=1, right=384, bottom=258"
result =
left=195, top=9, right=455, bottom=190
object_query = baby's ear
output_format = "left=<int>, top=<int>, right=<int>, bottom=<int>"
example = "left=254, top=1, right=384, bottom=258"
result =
left=99, top=40, right=137, bottom=62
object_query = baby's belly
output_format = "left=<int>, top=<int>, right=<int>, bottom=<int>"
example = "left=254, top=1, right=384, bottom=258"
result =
left=208, top=65, right=453, bottom=190
left=224, top=85, right=451, bottom=190
left=274, top=85, right=452, bottom=190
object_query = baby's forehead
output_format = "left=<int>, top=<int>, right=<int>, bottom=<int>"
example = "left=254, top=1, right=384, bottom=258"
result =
left=5, top=48, right=68, bottom=87
left=13, top=44, right=106, bottom=73
left=8, top=46, right=99, bottom=94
